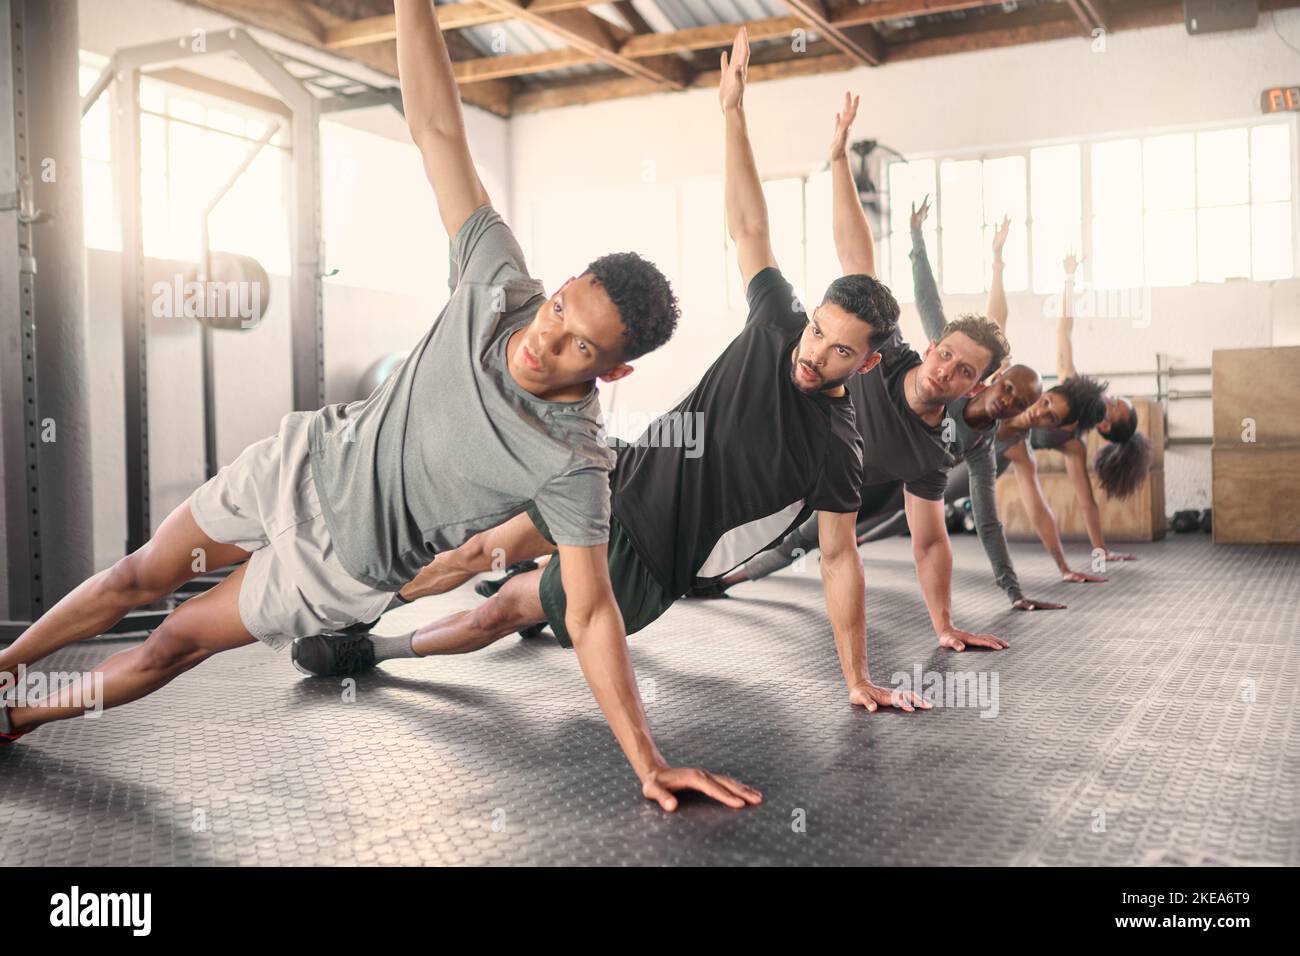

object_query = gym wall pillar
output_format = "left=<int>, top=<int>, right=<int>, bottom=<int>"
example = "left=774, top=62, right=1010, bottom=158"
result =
left=0, top=0, right=93, bottom=622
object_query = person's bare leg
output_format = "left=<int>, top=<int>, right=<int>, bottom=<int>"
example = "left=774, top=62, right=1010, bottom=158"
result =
left=411, top=569, right=547, bottom=656
left=399, top=512, right=555, bottom=601
left=0, top=502, right=251, bottom=675
left=8, top=564, right=255, bottom=733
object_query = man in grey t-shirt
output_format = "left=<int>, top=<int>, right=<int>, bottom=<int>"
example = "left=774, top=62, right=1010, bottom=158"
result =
left=1, top=0, right=759, bottom=816
left=309, top=202, right=623, bottom=591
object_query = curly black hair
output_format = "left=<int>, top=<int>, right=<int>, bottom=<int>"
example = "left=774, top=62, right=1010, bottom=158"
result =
left=1095, top=432, right=1153, bottom=499
left=821, top=273, right=900, bottom=350
left=583, top=252, right=680, bottom=361
left=1049, top=374, right=1107, bottom=430
left=939, top=314, right=1010, bottom=380
left=1103, top=397, right=1138, bottom=443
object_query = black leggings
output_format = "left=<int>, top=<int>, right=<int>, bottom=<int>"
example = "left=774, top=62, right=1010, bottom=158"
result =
left=735, top=458, right=1013, bottom=583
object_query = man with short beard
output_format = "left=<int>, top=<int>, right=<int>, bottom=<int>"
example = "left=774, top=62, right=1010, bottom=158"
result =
left=709, top=97, right=1052, bottom=645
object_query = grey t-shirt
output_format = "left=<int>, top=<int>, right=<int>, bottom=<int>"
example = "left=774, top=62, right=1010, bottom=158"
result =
left=944, top=395, right=1023, bottom=603
left=308, top=204, right=615, bottom=590
left=913, top=227, right=1022, bottom=603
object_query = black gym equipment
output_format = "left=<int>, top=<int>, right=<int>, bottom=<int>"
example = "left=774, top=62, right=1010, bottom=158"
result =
left=1, top=0, right=94, bottom=638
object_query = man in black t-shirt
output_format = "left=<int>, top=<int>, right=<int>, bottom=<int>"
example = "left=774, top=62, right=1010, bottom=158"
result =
left=711, top=93, right=1022, bottom=653
left=295, top=28, right=930, bottom=726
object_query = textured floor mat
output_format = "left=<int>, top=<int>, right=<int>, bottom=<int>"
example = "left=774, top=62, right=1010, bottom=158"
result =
left=2, top=535, right=1296, bottom=866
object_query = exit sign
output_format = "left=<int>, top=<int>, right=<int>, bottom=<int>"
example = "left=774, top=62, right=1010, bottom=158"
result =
left=1261, top=86, right=1300, bottom=113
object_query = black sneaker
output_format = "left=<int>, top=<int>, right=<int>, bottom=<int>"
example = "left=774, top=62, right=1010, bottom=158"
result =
left=474, top=560, right=539, bottom=599
left=337, top=616, right=380, bottom=637
left=291, top=632, right=377, bottom=677
left=685, top=579, right=731, bottom=599
left=518, top=623, right=547, bottom=639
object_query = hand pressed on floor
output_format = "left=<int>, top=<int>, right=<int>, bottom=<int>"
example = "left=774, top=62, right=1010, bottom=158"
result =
left=642, top=766, right=763, bottom=812
left=850, top=682, right=932, bottom=713
left=939, top=626, right=1009, bottom=652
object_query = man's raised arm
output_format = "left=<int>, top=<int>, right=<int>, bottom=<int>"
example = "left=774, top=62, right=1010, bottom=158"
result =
left=984, top=217, right=1012, bottom=371
left=395, top=0, right=491, bottom=238
left=828, top=93, right=875, bottom=278
left=720, top=28, right=777, bottom=289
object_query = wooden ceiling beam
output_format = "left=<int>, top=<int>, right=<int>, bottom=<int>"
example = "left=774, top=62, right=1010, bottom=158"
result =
left=831, top=0, right=1004, bottom=27
left=781, top=0, right=885, bottom=65
left=620, top=16, right=805, bottom=58
left=1075, top=0, right=1112, bottom=31
left=182, top=0, right=514, bottom=115
left=453, top=15, right=812, bottom=82
left=473, top=0, right=692, bottom=89
left=454, top=46, right=596, bottom=82
left=190, top=0, right=1300, bottom=115
left=1062, top=0, right=1103, bottom=34
left=323, top=0, right=615, bottom=49
left=513, top=45, right=855, bottom=113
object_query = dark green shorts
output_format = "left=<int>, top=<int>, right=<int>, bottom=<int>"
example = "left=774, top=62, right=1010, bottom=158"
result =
left=525, top=503, right=674, bottom=649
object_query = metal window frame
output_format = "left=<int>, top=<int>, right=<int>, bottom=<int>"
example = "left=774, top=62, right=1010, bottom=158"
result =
left=885, top=114, right=1300, bottom=295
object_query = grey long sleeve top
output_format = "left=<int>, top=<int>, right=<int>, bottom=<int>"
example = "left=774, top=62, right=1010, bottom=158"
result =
left=910, top=226, right=1024, bottom=604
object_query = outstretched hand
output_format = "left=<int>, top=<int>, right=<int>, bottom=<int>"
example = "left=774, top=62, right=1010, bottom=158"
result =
left=642, top=765, right=762, bottom=812
left=718, top=26, right=750, bottom=112
left=939, top=626, right=1009, bottom=652
left=850, top=681, right=932, bottom=714
left=992, top=215, right=1011, bottom=256
left=1063, top=248, right=1082, bottom=275
left=1012, top=597, right=1067, bottom=611
left=829, top=91, right=860, bottom=161
left=910, top=194, right=932, bottom=232
left=1062, top=569, right=1106, bottom=583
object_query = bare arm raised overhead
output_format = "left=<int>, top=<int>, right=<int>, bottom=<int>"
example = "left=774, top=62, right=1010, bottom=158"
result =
left=720, top=28, right=778, bottom=289
left=828, top=92, right=875, bottom=278
left=984, top=217, right=1012, bottom=371
left=395, top=0, right=491, bottom=239
left=1057, top=251, right=1081, bottom=381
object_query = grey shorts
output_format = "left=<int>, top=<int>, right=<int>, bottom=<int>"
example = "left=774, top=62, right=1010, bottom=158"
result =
left=188, top=411, right=394, bottom=651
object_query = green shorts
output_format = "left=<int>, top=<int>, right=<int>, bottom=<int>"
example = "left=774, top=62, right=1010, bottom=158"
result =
left=525, top=503, right=675, bottom=649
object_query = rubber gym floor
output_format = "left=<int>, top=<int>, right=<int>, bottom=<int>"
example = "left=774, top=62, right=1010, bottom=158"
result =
left=2, top=534, right=1297, bottom=866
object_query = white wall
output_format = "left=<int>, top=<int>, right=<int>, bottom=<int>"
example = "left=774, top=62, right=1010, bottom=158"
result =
left=510, top=11, right=1300, bottom=513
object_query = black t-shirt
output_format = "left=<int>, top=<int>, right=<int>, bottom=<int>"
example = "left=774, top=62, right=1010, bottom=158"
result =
left=845, top=331, right=952, bottom=501
left=611, top=267, right=863, bottom=597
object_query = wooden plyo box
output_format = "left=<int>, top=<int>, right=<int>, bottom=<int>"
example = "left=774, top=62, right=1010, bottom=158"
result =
left=1211, top=346, right=1300, bottom=544
left=994, top=397, right=1166, bottom=542
left=1212, top=446, right=1300, bottom=544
